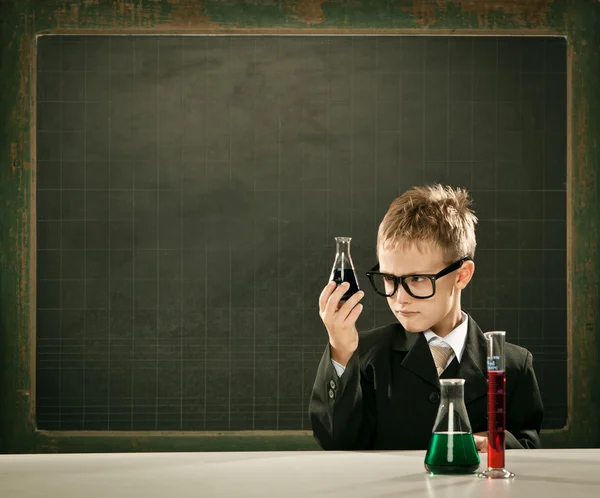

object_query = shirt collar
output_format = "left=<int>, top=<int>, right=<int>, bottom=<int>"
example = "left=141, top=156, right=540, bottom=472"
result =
left=423, top=311, right=468, bottom=362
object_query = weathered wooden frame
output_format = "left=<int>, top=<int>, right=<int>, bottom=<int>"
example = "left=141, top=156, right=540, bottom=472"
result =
left=0, top=0, right=597, bottom=453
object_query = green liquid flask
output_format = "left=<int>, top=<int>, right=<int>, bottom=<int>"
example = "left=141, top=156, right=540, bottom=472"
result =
left=424, top=379, right=480, bottom=475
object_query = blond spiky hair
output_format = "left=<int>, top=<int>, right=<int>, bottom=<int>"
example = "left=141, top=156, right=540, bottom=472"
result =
left=377, top=184, right=478, bottom=261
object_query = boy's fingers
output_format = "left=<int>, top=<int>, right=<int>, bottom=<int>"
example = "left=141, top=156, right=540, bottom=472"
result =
left=337, top=291, right=364, bottom=321
left=474, top=435, right=488, bottom=453
left=324, top=282, right=350, bottom=316
left=319, top=281, right=337, bottom=314
left=343, top=303, right=363, bottom=326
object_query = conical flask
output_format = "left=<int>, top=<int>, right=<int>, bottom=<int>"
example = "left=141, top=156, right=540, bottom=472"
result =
left=329, top=237, right=360, bottom=301
left=424, top=379, right=480, bottom=474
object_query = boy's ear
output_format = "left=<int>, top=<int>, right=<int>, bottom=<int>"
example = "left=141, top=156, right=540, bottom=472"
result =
left=455, top=260, right=475, bottom=290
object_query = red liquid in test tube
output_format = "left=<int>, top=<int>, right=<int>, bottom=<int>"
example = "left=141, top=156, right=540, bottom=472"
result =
left=479, top=331, right=514, bottom=479
left=487, top=370, right=506, bottom=469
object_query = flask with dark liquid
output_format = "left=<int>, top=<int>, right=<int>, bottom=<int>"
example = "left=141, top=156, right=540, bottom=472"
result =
left=424, top=379, right=480, bottom=474
left=329, top=237, right=360, bottom=301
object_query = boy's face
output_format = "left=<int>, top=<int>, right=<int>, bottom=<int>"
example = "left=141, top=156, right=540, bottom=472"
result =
left=378, top=241, right=474, bottom=333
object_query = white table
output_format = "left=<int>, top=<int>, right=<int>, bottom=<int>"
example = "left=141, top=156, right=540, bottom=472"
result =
left=1, top=449, right=599, bottom=497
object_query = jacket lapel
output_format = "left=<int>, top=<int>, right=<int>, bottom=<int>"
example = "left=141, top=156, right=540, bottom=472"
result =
left=393, top=327, right=439, bottom=389
left=458, top=314, right=489, bottom=404
left=391, top=313, right=489, bottom=401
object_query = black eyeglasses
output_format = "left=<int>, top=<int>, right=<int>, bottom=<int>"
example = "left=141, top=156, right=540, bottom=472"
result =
left=365, top=256, right=472, bottom=299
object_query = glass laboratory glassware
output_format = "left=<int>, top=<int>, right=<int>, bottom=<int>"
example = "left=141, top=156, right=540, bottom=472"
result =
left=424, top=379, right=480, bottom=474
left=329, top=237, right=360, bottom=301
left=478, top=331, right=515, bottom=479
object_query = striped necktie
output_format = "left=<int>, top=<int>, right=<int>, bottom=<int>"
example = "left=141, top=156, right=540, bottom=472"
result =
left=429, top=344, right=454, bottom=376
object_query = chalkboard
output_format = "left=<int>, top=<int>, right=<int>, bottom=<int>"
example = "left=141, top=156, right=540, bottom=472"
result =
left=36, top=35, right=567, bottom=431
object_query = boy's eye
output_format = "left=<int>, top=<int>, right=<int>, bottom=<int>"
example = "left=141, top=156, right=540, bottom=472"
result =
left=383, top=275, right=395, bottom=283
left=407, top=276, right=427, bottom=284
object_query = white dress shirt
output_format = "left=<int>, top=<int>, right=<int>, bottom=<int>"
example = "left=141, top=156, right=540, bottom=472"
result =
left=331, top=311, right=469, bottom=377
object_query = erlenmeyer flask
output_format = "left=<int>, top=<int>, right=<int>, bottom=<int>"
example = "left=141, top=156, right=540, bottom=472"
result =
left=329, top=236, right=360, bottom=301
left=424, top=379, right=480, bottom=474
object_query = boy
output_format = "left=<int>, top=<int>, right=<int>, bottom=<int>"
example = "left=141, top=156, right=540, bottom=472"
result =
left=309, top=184, right=543, bottom=451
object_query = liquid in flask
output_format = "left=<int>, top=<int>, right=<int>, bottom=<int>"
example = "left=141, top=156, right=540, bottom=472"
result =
left=424, top=378, right=480, bottom=475
left=329, top=237, right=360, bottom=301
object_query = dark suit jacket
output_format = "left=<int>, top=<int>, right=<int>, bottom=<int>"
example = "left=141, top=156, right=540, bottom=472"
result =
left=309, top=314, right=543, bottom=450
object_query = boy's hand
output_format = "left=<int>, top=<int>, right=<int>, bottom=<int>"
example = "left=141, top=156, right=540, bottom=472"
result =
left=474, top=432, right=488, bottom=453
left=319, top=281, right=364, bottom=366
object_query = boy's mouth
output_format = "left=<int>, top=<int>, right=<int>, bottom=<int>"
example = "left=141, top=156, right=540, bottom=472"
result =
left=397, top=310, right=418, bottom=316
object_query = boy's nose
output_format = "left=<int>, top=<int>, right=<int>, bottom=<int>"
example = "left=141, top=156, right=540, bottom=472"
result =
left=395, top=284, right=412, bottom=304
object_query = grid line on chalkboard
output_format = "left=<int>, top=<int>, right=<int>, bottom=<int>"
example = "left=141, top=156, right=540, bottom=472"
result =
left=252, top=36, right=257, bottom=430
left=374, top=38, right=379, bottom=330
left=227, top=36, right=232, bottom=431
left=469, top=37, right=475, bottom=312
left=180, top=34, right=184, bottom=431
left=131, top=37, right=136, bottom=431
left=302, top=36, right=309, bottom=430
left=203, top=36, right=208, bottom=431
left=107, top=33, right=112, bottom=430
left=276, top=35, right=281, bottom=430
left=82, top=32, right=88, bottom=431
left=493, top=37, right=499, bottom=333
left=539, top=37, right=548, bottom=393
left=58, top=36, right=64, bottom=430
left=155, top=35, right=160, bottom=432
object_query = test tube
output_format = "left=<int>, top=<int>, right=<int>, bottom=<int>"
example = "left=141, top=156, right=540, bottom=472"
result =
left=478, top=331, right=515, bottom=479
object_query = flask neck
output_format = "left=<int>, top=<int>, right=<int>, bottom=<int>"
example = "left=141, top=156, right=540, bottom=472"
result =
left=432, top=379, right=472, bottom=434
left=440, top=383, right=465, bottom=404
left=335, top=237, right=352, bottom=255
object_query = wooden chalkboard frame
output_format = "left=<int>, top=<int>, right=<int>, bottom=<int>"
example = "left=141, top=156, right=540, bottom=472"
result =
left=0, top=0, right=598, bottom=453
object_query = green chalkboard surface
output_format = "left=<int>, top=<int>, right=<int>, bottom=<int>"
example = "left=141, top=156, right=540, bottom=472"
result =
left=35, top=35, right=567, bottom=432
